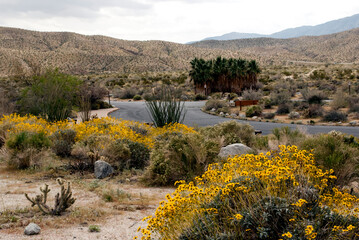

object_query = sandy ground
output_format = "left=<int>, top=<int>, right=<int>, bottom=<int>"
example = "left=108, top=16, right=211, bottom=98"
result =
left=0, top=169, right=173, bottom=240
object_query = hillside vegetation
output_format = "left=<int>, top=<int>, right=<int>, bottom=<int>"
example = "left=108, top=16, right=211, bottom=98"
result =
left=1, top=27, right=359, bottom=77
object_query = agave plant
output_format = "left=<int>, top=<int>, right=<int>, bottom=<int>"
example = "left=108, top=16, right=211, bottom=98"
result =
left=146, top=87, right=186, bottom=127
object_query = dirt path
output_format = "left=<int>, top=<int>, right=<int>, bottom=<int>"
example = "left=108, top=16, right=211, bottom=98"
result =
left=0, top=170, right=172, bottom=240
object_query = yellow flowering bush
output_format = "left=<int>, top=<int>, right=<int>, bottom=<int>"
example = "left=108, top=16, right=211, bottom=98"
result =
left=138, top=145, right=359, bottom=239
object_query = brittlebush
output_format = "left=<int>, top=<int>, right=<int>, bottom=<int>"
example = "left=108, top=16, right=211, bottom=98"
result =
left=137, top=146, right=359, bottom=240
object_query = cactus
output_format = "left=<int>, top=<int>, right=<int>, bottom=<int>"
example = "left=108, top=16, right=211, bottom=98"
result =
left=25, top=178, right=76, bottom=215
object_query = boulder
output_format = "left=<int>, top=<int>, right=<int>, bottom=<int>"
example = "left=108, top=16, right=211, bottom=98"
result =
left=24, top=223, right=41, bottom=235
left=94, top=160, right=114, bottom=179
left=218, top=143, right=253, bottom=158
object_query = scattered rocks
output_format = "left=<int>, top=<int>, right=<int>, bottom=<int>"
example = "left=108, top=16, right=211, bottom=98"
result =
left=24, top=223, right=41, bottom=235
left=288, top=111, right=300, bottom=119
left=350, top=121, right=357, bottom=126
left=94, top=160, right=114, bottom=179
left=218, top=143, right=253, bottom=158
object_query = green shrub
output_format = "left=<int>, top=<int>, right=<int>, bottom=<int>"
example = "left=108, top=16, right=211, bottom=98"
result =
left=263, top=112, right=275, bottom=119
left=103, top=140, right=131, bottom=169
left=323, top=111, right=347, bottom=122
left=300, top=133, right=359, bottom=184
left=303, top=104, right=323, bottom=118
left=276, top=103, right=291, bottom=115
left=121, top=139, right=150, bottom=169
left=270, top=90, right=291, bottom=105
left=133, top=95, right=142, bottom=101
left=242, top=88, right=262, bottom=100
left=51, top=129, right=76, bottom=157
left=204, top=99, right=228, bottom=111
left=194, top=94, right=207, bottom=101
left=245, top=105, right=262, bottom=117
left=271, top=126, right=306, bottom=146
left=200, top=121, right=255, bottom=147
left=88, top=225, right=101, bottom=232
left=143, top=133, right=220, bottom=186
left=7, top=131, right=50, bottom=152
left=260, top=97, right=272, bottom=109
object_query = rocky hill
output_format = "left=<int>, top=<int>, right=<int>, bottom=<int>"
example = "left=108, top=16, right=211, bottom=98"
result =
left=1, top=26, right=359, bottom=77
left=191, top=28, right=359, bottom=64
left=0, top=27, right=242, bottom=77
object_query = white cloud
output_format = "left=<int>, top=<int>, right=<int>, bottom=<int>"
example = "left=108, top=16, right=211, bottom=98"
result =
left=0, top=0, right=359, bottom=43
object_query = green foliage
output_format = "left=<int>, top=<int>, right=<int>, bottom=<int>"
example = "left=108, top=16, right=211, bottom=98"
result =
left=200, top=121, right=255, bottom=147
left=88, top=225, right=101, bottom=232
left=19, top=69, right=80, bottom=121
left=269, top=90, right=291, bottom=105
left=103, top=140, right=131, bottom=168
left=51, top=129, right=76, bottom=157
left=271, top=127, right=306, bottom=146
left=143, top=133, right=220, bottom=186
left=323, top=110, right=347, bottom=122
left=300, top=133, right=359, bottom=184
left=276, top=103, right=291, bottom=115
left=194, top=94, right=207, bottom=101
left=146, top=87, right=186, bottom=127
left=245, top=105, right=262, bottom=117
left=189, top=57, right=260, bottom=93
left=133, top=95, right=142, bottom=101
left=7, top=131, right=50, bottom=152
left=121, top=139, right=150, bottom=169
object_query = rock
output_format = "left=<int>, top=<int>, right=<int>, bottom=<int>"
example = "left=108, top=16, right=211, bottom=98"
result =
left=24, top=223, right=41, bottom=235
left=288, top=111, right=300, bottom=119
left=225, top=113, right=229, bottom=116
left=350, top=121, right=357, bottom=126
left=252, top=116, right=258, bottom=120
left=349, top=181, right=359, bottom=194
left=94, top=160, right=114, bottom=179
left=219, top=112, right=224, bottom=116
left=239, top=114, right=246, bottom=118
left=230, top=113, right=237, bottom=117
left=210, top=108, right=216, bottom=112
left=218, top=143, right=253, bottom=158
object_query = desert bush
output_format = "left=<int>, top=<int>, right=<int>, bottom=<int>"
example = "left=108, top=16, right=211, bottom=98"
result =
left=121, top=139, right=150, bottom=169
left=204, top=99, right=228, bottom=111
left=271, top=126, right=306, bottom=146
left=210, top=92, right=222, bottom=100
left=269, top=90, right=291, bottom=105
left=276, top=103, right=291, bottom=114
left=303, top=104, right=323, bottom=118
left=138, top=146, right=359, bottom=240
left=228, top=92, right=238, bottom=100
left=259, top=96, right=272, bottom=109
left=5, top=131, right=50, bottom=169
left=117, top=87, right=137, bottom=99
left=245, top=105, right=262, bottom=117
left=19, top=68, right=80, bottom=121
left=51, top=129, right=76, bottom=157
left=216, top=107, right=230, bottom=114
left=194, top=94, right=207, bottom=101
left=263, top=112, right=275, bottom=119
left=143, top=133, right=220, bottom=186
left=133, top=95, right=142, bottom=101
left=102, top=140, right=131, bottom=169
left=348, top=95, right=359, bottom=112
left=300, top=133, right=359, bottom=184
left=301, top=89, right=326, bottom=104
left=242, top=88, right=262, bottom=100
left=331, top=89, right=349, bottom=110
left=200, top=121, right=255, bottom=147
left=323, top=110, right=347, bottom=122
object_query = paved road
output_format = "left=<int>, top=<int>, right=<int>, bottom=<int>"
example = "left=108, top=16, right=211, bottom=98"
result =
left=109, top=101, right=359, bottom=136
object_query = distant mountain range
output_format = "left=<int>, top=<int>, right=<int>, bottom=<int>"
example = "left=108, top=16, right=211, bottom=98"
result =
left=197, top=13, right=359, bottom=42
left=0, top=24, right=359, bottom=77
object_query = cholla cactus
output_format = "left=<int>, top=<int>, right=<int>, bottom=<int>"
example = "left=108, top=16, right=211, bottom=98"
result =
left=25, top=178, right=76, bottom=215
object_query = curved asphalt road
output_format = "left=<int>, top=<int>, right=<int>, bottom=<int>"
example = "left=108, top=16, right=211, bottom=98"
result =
left=109, top=101, right=359, bottom=136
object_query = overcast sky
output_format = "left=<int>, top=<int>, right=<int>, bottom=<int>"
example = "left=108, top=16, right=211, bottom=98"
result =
left=1, top=0, right=359, bottom=43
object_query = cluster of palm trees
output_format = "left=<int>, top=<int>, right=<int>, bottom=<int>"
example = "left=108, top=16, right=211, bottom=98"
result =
left=189, top=57, right=260, bottom=94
